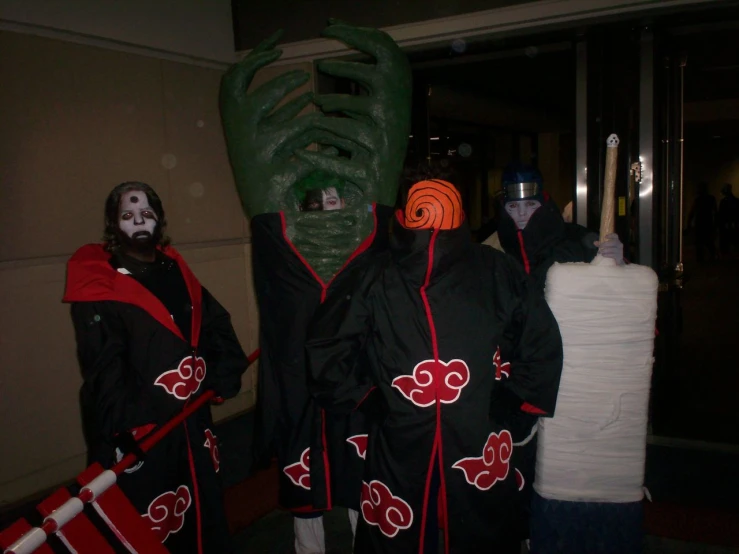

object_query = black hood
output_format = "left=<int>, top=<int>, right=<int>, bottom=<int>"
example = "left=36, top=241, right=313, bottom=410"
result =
left=498, top=198, right=598, bottom=287
left=498, top=199, right=565, bottom=267
left=390, top=213, right=472, bottom=285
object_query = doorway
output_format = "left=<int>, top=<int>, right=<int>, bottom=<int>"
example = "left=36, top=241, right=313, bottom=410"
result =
left=651, top=15, right=739, bottom=445
left=404, top=33, right=577, bottom=241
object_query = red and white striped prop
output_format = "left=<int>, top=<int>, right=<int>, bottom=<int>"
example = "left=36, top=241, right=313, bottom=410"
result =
left=1, top=348, right=261, bottom=554
left=36, top=487, right=117, bottom=554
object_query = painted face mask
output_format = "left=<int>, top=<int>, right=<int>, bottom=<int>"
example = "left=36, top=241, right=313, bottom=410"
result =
left=119, top=190, right=158, bottom=245
left=504, top=199, right=542, bottom=230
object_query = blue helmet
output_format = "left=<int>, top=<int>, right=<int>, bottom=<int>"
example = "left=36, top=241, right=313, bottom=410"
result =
left=501, top=163, right=543, bottom=202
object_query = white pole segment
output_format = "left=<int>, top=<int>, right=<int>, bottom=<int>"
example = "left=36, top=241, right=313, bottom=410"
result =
left=43, top=498, right=85, bottom=530
left=4, top=528, right=47, bottom=554
left=80, top=470, right=117, bottom=502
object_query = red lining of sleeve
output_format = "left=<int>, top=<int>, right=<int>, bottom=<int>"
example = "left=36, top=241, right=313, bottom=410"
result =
left=521, top=402, right=547, bottom=415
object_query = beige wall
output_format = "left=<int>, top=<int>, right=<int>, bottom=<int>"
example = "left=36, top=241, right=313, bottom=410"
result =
left=0, top=0, right=235, bottom=63
left=0, top=29, right=313, bottom=507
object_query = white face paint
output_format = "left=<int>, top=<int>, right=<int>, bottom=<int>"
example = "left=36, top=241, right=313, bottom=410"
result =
left=504, top=199, right=542, bottom=230
left=119, top=190, right=158, bottom=240
left=321, top=187, right=343, bottom=211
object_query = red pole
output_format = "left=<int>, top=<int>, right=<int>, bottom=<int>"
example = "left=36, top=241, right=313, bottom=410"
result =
left=4, top=348, right=262, bottom=554
left=111, top=348, right=260, bottom=475
left=109, top=390, right=213, bottom=475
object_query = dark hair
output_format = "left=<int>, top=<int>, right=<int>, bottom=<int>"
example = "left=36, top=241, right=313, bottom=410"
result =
left=397, top=160, right=458, bottom=209
left=103, top=181, right=170, bottom=251
left=294, top=170, right=345, bottom=204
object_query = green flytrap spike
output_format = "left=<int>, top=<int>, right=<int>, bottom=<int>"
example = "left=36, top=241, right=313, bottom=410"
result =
left=219, top=22, right=411, bottom=280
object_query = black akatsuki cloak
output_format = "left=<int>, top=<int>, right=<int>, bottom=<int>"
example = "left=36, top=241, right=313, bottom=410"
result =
left=64, top=244, right=248, bottom=553
left=498, top=198, right=599, bottom=290
left=250, top=204, right=392, bottom=513
left=496, top=197, right=599, bottom=540
left=306, top=217, right=563, bottom=553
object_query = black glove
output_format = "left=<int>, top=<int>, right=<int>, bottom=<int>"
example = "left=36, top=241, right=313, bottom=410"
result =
left=113, top=430, right=147, bottom=461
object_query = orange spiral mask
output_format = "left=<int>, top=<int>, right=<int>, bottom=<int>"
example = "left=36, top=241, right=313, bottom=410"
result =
left=401, top=179, right=464, bottom=230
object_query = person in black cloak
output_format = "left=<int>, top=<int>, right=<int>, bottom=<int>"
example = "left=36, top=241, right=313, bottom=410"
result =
left=219, top=21, right=413, bottom=553
left=493, top=164, right=634, bottom=553
left=254, top=169, right=391, bottom=553
left=306, top=178, right=564, bottom=554
left=63, top=181, right=250, bottom=553
left=495, top=163, right=624, bottom=288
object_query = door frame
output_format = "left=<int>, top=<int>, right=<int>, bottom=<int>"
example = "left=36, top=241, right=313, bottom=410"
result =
left=252, top=0, right=716, bottom=65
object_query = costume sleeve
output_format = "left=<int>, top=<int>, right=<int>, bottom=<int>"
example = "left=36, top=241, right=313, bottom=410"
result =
left=499, top=267, right=563, bottom=418
left=306, top=268, right=376, bottom=414
left=71, top=302, right=155, bottom=440
left=200, top=287, right=249, bottom=400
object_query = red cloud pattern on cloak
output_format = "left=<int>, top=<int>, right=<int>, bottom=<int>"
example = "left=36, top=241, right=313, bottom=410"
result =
left=493, top=347, right=511, bottom=381
left=154, top=355, right=206, bottom=400
left=361, top=480, right=414, bottom=538
left=142, top=485, right=191, bottom=543
left=283, top=447, right=311, bottom=490
left=347, top=434, right=368, bottom=460
left=392, top=359, right=470, bottom=407
left=203, top=429, right=220, bottom=473
left=452, top=430, right=513, bottom=490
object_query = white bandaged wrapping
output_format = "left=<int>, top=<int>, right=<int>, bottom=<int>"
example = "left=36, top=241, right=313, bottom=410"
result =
left=534, top=258, right=658, bottom=503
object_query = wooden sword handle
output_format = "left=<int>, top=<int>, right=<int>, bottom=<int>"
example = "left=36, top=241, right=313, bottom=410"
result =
left=600, top=134, right=619, bottom=242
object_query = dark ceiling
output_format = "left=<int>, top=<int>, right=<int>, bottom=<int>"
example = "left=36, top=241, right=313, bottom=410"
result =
left=676, top=27, right=739, bottom=103
left=670, top=23, right=739, bottom=140
left=231, top=0, right=532, bottom=50
left=268, top=2, right=739, bottom=141
left=413, top=43, right=575, bottom=123
left=407, top=12, right=739, bottom=138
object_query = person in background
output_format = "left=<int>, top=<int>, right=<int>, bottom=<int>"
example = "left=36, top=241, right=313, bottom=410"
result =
left=718, top=183, right=739, bottom=258
left=687, top=182, right=718, bottom=263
